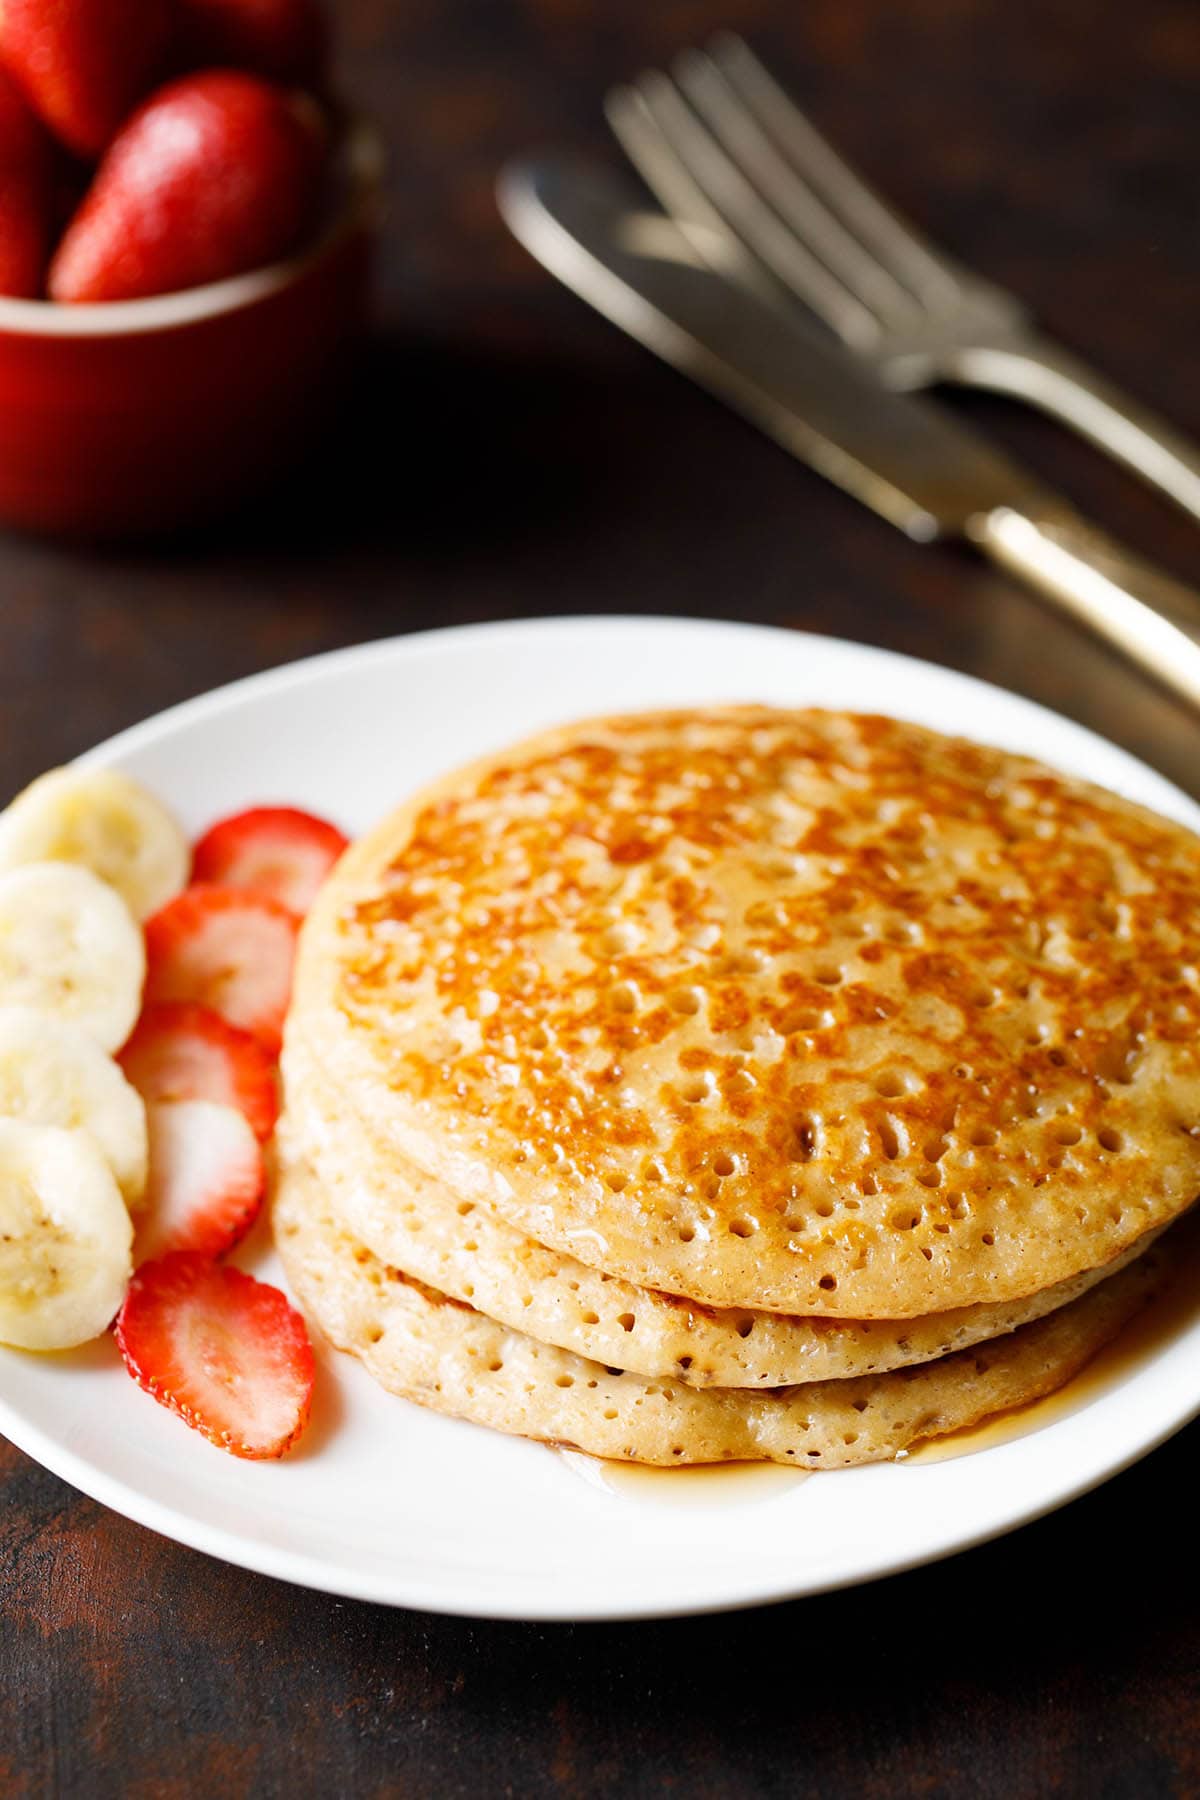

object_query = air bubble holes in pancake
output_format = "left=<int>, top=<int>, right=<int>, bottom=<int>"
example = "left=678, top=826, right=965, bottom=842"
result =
left=888, top=1206, right=924, bottom=1232
left=878, top=1118, right=907, bottom=1161
left=668, top=987, right=704, bottom=1016
left=793, top=1117, right=820, bottom=1161
left=780, top=1005, right=833, bottom=1036
left=714, top=948, right=772, bottom=980
left=874, top=1070, right=920, bottom=1100
left=883, top=919, right=924, bottom=947
left=1093, top=1025, right=1144, bottom=1087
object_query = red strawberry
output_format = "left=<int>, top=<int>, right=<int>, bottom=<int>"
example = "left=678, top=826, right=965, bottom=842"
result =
left=143, top=884, right=299, bottom=1053
left=116, top=1253, right=314, bottom=1459
left=0, top=0, right=170, bottom=158
left=136, top=1100, right=264, bottom=1263
left=175, top=0, right=329, bottom=89
left=48, top=70, right=326, bottom=304
left=192, top=806, right=348, bottom=915
left=119, top=1001, right=279, bottom=1141
left=0, top=65, right=54, bottom=297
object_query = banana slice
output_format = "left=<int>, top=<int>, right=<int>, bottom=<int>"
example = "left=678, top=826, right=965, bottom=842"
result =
left=0, top=1118, right=133, bottom=1350
left=0, top=1006, right=147, bottom=1206
left=0, top=766, right=189, bottom=921
left=0, top=862, right=145, bottom=1051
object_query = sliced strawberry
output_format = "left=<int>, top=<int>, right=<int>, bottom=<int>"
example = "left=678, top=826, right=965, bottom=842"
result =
left=119, top=1001, right=279, bottom=1141
left=175, top=0, right=330, bottom=89
left=137, top=1100, right=264, bottom=1263
left=48, top=70, right=326, bottom=303
left=116, top=1253, right=314, bottom=1460
left=192, top=806, right=347, bottom=916
left=0, top=0, right=170, bottom=159
left=143, top=884, right=299, bottom=1053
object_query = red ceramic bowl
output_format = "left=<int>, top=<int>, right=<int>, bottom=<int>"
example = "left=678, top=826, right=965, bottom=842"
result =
left=0, top=119, right=382, bottom=537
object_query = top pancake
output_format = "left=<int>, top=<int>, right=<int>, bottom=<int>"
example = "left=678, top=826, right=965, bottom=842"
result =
left=290, top=706, right=1200, bottom=1316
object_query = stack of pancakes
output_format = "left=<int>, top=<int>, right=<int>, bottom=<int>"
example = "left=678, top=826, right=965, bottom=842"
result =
left=274, top=708, right=1200, bottom=1468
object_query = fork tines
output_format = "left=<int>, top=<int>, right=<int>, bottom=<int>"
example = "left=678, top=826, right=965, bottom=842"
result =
left=605, top=34, right=969, bottom=349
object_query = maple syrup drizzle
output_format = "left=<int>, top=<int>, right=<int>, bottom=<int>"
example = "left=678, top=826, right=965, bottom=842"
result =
left=905, top=1227, right=1200, bottom=1463
left=559, top=1449, right=810, bottom=1507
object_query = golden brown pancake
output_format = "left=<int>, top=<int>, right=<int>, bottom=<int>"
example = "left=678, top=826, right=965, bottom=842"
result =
left=274, top=1155, right=1169, bottom=1469
left=281, top=1029, right=1164, bottom=1385
left=287, top=707, right=1200, bottom=1317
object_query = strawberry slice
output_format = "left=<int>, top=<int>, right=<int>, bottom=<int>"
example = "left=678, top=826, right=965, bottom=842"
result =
left=191, top=806, right=348, bottom=916
left=119, top=1001, right=279, bottom=1141
left=143, top=884, right=299, bottom=1053
left=136, top=1100, right=264, bottom=1263
left=116, top=1254, right=314, bottom=1460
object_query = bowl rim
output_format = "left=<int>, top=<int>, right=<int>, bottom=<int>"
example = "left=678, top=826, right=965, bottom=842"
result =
left=0, top=114, right=383, bottom=340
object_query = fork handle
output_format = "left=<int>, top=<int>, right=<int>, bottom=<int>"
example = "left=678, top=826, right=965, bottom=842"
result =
left=952, top=336, right=1200, bottom=523
left=971, top=503, right=1200, bottom=707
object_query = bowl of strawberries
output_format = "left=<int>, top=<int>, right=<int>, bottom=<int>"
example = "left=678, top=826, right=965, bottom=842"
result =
left=0, top=0, right=381, bottom=536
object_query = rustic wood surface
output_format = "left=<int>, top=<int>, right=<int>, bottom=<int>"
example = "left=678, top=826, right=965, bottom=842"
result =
left=2, top=1, right=1198, bottom=1793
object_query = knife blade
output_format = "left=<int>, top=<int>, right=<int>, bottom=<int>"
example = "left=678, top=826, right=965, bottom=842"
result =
left=499, top=154, right=1049, bottom=542
left=498, top=154, right=1200, bottom=708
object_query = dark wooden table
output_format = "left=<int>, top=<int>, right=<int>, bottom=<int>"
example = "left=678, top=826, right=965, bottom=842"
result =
left=2, top=2, right=1198, bottom=1793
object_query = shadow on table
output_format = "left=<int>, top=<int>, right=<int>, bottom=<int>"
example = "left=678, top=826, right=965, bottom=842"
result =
left=157, top=321, right=719, bottom=566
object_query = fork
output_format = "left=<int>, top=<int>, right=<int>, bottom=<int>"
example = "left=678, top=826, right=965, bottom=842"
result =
left=606, top=35, right=1200, bottom=525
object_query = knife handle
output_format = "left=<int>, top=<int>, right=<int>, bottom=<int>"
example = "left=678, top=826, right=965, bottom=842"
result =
left=970, top=505, right=1200, bottom=710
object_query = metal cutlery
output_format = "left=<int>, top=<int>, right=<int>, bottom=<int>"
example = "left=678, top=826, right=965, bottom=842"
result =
left=498, top=156, right=1200, bottom=708
left=605, top=35, right=1200, bottom=523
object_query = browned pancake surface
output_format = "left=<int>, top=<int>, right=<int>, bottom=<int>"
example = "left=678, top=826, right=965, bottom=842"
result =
left=298, top=708, right=1200, bottom=1314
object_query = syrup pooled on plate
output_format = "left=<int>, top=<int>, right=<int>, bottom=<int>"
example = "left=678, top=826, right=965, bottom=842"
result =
left=905, top=1216, right=1200, bottom=1464
left=559, top=1449, right=810, bottom=1508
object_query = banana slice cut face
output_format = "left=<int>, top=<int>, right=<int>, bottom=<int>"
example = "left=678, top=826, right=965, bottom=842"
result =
left=0, top=1006, right=147, bottom=1205
left=0, top=1118, right=133, bottom=1350
left=0, top=861, right=145, bottom=1051
left=0, top=767, right=189, bottom=922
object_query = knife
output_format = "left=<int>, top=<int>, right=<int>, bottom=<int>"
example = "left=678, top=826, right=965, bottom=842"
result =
left=498, top=156, right=1200, bottom=709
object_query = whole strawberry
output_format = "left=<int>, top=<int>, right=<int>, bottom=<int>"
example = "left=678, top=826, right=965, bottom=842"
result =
left=49, top=71, right=326, bottom=304
left=176, top=0, right=329, bottom=89
left=0, top=64, right=54, bottom=296
left=0, top=0, right=170, bottom=158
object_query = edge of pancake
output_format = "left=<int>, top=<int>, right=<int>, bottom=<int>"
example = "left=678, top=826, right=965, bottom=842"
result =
left=274, top=1156, right=1170, bottom=1470
left=280, top=1029, right=1167, bottom=1386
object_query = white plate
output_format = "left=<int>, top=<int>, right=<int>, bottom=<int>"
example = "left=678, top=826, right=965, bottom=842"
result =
left=2, top=616, right=1199, bottom=1622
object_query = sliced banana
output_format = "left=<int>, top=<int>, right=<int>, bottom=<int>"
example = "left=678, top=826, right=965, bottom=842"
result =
left=0, top=862, right=145, bottom=1052
left=0, top=766, right=189, bottom=921
left=0, top=1118, right=133, bottom=1350
left=0, top=1006, right=147, bottom=1206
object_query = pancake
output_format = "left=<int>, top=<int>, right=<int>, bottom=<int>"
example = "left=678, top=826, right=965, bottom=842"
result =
left=274, top=1156, right=1168, bottom=1469
left=281, top=1030, right=1163, bottom=1385
left=288, top=707, right=1200, bottom=1316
